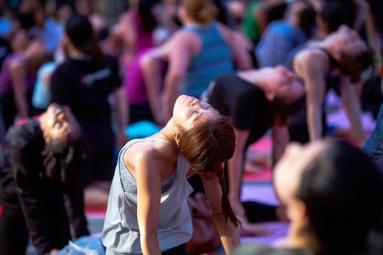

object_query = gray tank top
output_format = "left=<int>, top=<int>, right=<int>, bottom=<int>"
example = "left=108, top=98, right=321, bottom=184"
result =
left=102, top=139, right=193, bottom=254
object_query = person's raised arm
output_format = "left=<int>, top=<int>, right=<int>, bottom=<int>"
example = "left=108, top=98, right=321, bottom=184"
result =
left=114, top=86, right=129, bottom=147
left=228, top=129, right=249, bottom=224
left=9, top=59, right=28, bottom=119
left=202, top=173, right=240, bottom=254
left=140, top=53, right=166, bottom=125
left=271, top=115, right=290, bottom=163
left=297, top=51, right=328, bottom=140
left=134, top=150, right=162, bottom=255
left=340, top=77, right=365, bottom=146
left=161, top=32, right=194, bottom=120
left=217, top=23, right=252, bottom=69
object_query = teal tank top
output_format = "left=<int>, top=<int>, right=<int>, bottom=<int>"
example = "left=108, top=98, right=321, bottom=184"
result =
left=181, top=22, right=234, bottom=97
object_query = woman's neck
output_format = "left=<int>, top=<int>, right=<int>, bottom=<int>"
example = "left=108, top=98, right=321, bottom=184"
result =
left=153, top=118, right=178, bottom=147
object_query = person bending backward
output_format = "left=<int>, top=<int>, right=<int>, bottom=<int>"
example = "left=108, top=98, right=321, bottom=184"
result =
left=0, top=104, right=89, bottom=255
left=204, top=66, right=305, bottom=235
left=102, top=95, right=240, bottom=255
left=140, top=0, right=251, bottom=125
left=234, top=139, right=383, bottom=255
left=291, top=25, right=372, bottom=145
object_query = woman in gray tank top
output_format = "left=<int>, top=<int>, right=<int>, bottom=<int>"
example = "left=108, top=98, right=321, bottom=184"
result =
left=103, top=95, right=240, bottom=254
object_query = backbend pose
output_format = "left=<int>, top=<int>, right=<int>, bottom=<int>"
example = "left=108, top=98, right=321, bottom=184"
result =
left=0, top=104, right=89, bottom=255
left=289, top=25, right=372, bottom=145
left=204, top=66, right=305, bottom=234
left=103, top=95, right=240, bottom=255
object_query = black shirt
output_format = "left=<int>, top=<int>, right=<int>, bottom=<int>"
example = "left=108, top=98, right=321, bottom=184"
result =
left=207, top=74, right=273, bottom=145
left=0, top=119, right=89, bottom=254
left=50, top=56, right=121, bottom=124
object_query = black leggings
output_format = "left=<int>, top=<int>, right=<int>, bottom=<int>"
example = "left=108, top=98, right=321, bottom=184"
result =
left=162, top=243, right=188, bottom=255
left=0, top=204, right=29, bottom=255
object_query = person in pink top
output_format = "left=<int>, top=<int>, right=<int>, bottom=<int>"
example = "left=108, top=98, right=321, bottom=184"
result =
left=112, top=0, right=168, bottom=123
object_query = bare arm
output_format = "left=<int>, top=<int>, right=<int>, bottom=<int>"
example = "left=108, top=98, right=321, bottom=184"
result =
left=340, top=77, right=365, bottom=146
left=161, top=33, right=194, bottom=120
left=271, top=116, right=289, bottom=164
left=134, top=151, right=162, bottom=255
left=9, top=59, right=28, bottom=118
left=140, top=54, right=166, bottom=125
left=228, top=128, right=249, bottom=205
left=217, top=23, right=252, bottom=69
left=202, top=174, right=240, bottom=254
left=297, top=51, right=328, bottom=141
left=114, top=87, right=129, bottom=147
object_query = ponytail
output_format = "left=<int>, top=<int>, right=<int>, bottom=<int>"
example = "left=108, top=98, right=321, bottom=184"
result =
left=216, top=162, right=240, bottom=227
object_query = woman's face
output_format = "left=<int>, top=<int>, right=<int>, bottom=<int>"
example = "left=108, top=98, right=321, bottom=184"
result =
left=172, top=95, right=219, bottom=130
left=42, top=104, right=80, bottom=144
left=274, top=142, right=325, bottom=206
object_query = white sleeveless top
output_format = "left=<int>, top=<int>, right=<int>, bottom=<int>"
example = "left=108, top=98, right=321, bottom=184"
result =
left=102, top=139, right=193, bottom=254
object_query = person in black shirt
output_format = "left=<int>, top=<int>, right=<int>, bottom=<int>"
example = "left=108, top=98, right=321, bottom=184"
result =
left=50, top=15, right=128, bottom=194
left=0, top=104, right=89, bottom=255
left=204, top=66, right=305, bottom=235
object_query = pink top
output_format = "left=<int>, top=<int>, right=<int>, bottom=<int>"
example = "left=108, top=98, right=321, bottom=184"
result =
left=123, top=11, right=154, bottom=105
left=0, top=54, right=35, bottom=97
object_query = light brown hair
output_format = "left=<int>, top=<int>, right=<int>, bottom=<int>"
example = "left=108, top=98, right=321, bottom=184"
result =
left=182, top=0, right=216, bottom=24
left=178, top=116, right=239, bottom=226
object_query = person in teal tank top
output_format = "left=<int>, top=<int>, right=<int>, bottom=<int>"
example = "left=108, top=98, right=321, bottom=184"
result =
left=139, top=0, right=252, bottom=125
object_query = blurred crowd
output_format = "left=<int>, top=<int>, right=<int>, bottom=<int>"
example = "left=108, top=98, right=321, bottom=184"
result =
left=0, top=0, right=383, bottom=254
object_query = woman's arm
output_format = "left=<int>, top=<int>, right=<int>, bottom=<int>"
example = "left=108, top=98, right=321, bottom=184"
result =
left=9, top=59, right=28, bottom=119
left=297, top=51, right=328, bottom=141
left=114, top=87, right=129, bottom=147
left=341, top=77, right=365, bottom=146
left=140, top=53, right=166, bottom=125
left=217, top=23, right=252, bottom=69
left=228, top=128, right=249, bottom=222
left=202, top=174, right=240, bottom=254
left=134, top=150, right=162, bottom=255
left=160, top=32, right=196, bottom=120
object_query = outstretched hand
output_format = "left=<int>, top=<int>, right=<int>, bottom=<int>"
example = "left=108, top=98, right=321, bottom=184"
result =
left=231, top=200, right=271, bottom=237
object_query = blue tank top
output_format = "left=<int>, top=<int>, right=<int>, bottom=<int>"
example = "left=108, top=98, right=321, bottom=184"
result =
left=181, top=22, right=234, bottom=97
left=102, top=139, right=193, bottom=254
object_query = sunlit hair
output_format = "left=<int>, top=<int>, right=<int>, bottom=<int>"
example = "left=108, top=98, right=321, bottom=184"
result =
left=182, top=0, right=216, bottom=24
left=178, top=116, right=239, bottom=226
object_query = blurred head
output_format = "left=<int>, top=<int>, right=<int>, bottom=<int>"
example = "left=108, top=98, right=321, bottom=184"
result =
left=317, top=0, right=347, bottom=35
left=64, top=14, right=94, bottom=52
left=40, top=104, right=83, bottom=181
left=178, top=0, right=217, bottom=25
left=260, top=66, right=305, bottom=117
left=64, top=14, right=104, bottom=68
left=288, top=0, right=315, bottom=38
left=275, top=139, right=383, bottom=253
left=75, top=0, right=94, bottom=16
left=138, top=0, right=160, bottom=33
left=174, top=95, right=238, bottom=226
left=40, top=104, right=81, bottom=146
left=331, top=26, right=372, bottom=82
